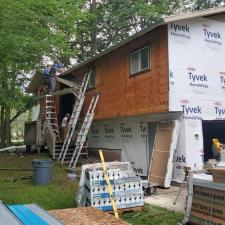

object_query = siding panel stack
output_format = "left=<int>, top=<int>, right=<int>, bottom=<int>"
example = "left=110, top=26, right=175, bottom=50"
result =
left=187, top=173, right=225, bottom=224
left=85, top=168, right=144, bottom=211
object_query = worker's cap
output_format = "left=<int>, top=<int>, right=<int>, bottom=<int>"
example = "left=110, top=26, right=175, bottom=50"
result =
left=66, top=113, right=70, bottom=117
left=212, top=138, right=219, bottom=143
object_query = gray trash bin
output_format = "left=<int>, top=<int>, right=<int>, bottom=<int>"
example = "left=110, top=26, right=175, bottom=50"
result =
left=32, top=159, right=52, bottom=185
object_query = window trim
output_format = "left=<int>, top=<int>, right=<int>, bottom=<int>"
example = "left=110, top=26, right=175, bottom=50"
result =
left=86, top=69, right=96, bottom=90
left=129, top=45, right=151, bottom=76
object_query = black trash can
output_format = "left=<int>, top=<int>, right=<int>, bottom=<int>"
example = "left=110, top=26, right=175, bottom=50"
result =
left=32, top=159, right=52, bottom=185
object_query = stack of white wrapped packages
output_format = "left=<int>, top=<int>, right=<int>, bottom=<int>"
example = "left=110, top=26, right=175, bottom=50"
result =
left=76, top=162, right=144, bottom=211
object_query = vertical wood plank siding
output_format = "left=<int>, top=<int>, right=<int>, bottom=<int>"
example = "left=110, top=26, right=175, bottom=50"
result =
left=59, top=25, right=169, bottom=120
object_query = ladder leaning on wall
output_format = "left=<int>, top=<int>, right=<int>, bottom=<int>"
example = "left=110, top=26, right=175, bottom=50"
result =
left=58, top=72, right=91, bottom=163
left=69, top=93, right=100, bottom=168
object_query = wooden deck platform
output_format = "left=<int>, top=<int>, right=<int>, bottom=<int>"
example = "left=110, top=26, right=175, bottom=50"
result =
left=50, top=207, right=129, bottom=225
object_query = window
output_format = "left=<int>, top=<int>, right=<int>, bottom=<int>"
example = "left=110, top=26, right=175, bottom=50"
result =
left=87, top=70, right=96, bottom=89
left=130, top=46, right=150, bottom=75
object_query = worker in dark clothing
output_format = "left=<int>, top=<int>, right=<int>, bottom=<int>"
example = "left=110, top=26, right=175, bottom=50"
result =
left=48, top=60, right=64, bottom=93
left=51, top=60, right=64, bottom=75
left=43, top=64, right=52, bottom=92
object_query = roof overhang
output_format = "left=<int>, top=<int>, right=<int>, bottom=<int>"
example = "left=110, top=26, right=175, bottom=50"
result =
left=26, top=71, right=43, bottom=93
left=164, top=6, right=225, bottom=23
left=59, top=6, right=225, bottom=78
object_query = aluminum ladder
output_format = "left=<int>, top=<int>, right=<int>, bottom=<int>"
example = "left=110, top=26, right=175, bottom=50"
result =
left=69, top=93, right=100, bottom=168
left=58, top=72, right=91, bottom=163
left=41, top=95, right=60, bottom=142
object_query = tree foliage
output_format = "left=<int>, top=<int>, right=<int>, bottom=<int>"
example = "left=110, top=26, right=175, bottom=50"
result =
left=0, top=0, right=85, bottom=146
left=0, top=0, right=224, bottom=145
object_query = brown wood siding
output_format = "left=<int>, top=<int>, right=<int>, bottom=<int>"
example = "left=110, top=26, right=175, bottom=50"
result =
left=61, top=25, right=169, bottom=120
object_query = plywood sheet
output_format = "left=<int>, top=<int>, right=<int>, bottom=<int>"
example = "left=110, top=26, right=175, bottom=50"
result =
left=148, top=121, right=179, bottom=188
left=148, top=151, right=170, bottom=186
left=50, top=207, right=129, bottom=225
left=154, top=129, right=173, bottom=151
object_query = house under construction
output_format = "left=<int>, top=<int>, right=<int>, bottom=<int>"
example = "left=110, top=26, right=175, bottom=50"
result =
left=26, top=7, right=225, bottom=187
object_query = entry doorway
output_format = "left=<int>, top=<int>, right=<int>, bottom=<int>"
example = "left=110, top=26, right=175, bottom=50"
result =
left=60, top=92, right=75, bottom=122
left=202, top=120, right=225, bottom=162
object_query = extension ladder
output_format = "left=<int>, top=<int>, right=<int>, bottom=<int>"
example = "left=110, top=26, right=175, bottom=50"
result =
left=69, top=93, right=100, bottom=168
left=40, top=95, right=60, bottom=142
left=58, top=72, right=91, bottom=162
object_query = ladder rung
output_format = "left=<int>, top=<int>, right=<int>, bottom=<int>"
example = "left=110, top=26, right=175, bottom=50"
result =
left=46, top=101, right=54, bottom=103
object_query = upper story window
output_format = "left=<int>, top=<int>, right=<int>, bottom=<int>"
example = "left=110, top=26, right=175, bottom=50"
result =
left=87, top=69, right=96, bottom=89
left=130, top=46, right=150, bottom=75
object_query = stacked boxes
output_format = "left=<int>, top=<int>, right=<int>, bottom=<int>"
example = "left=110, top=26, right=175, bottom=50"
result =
left=85, top=168, right=144, bottom=211
left=212, top=167, right=225, bottom=184
left=188, top=174, right=225, bottom=224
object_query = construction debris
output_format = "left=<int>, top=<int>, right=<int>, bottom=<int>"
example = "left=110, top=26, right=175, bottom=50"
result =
left=203, top=159, right=218, bottom=173
left=0, top=145, right=26, bottom=153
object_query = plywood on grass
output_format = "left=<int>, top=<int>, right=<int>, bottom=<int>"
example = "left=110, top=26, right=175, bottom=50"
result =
left=50, top=207, right=129, bottom=225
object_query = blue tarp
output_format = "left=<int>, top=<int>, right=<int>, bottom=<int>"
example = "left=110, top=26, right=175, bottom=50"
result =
left=9, top=205, right=49, bottom=225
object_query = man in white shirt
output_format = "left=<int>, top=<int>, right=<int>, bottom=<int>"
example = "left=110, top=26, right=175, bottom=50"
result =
left=61, top=113, right=70, bottom=140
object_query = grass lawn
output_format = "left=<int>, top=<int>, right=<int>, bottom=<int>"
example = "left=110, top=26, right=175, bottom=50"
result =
left=0, top=152, right=78, bottom=210
left=0, top=152, right=183, bottom=224
left=122, top=204, right=183, bottom=225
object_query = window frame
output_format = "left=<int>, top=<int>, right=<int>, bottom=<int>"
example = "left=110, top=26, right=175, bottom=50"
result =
left=129, top=45, right=151, bottom=76
left=86, top=69, right=96, bottom=90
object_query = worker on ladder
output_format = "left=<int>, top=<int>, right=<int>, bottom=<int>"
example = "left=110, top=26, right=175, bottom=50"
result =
left=212, top=138, right=224, bottom=160
left=43, top=64, right=52, bottom=92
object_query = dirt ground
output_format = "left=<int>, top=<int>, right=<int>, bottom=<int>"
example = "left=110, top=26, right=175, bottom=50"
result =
left=145, top=185, right=187, bottom=213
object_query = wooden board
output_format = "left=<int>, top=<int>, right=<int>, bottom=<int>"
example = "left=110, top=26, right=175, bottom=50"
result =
left=148, top=121, right=179, bottom=188
left=49, top=207, right=129, bottom=225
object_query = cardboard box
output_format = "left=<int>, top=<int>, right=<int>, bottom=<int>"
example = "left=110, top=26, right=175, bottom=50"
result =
left=189, top=210, right=225, bottom=225
left=212, top=167, right=225, bottom=184
left=193, top=186, right=225, bottom=205
left=192, top=198, right=225, bottom=219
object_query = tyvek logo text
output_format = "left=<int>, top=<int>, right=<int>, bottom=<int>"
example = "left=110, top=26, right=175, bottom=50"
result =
left=203, top=28, right=222, bottom=46
left=188, top=72, right=209, bottom=88
left=170, top=23, right=191, bottom=40
left=181, top=104, right=202, bottom=120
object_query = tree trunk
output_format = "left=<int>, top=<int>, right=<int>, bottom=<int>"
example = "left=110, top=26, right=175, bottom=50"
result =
left=5, top=107, right=11, bottom=146
left=90, top=0, right=97, bottom=56
left=0, top=107, right=6, bottom=147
